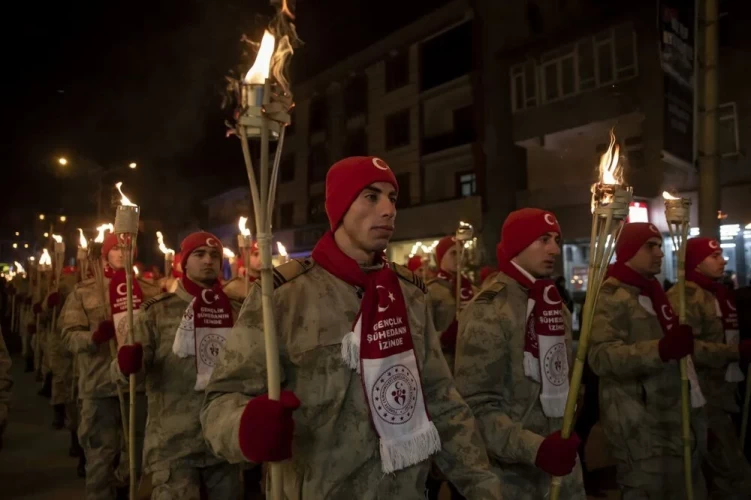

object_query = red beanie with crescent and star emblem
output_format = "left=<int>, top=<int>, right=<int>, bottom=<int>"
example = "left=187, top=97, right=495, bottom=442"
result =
left=407, top=255, right=424, bottom=272
left=435, top=235, right=456, bottom=269
left=324, top=156, right=399, bottom=230
left=498, top=208, right=562, bottom=260
left=686, top=237, right=721, bottom=271
left=101, top=233, right=138, bottom=260
left=615, top=222, right=662, bottom=263
left=179, top=232, right=224, bottom=271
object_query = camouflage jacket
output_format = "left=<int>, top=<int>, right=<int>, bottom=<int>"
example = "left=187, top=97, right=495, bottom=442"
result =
left=44, top=274, right=79, bottom=373
left=668, top=281, right=740, bottom=412
left=588, top=277, right=706, bottom=463
left=0, top=331, right=12, bottom=425
left=222, top=276, right=250, bottom=303
left=201, top=258, right=501, bottom=500
left=60, top=275, right=161, bottom=399
left=110, top=280, right=243, bottom=473
left=454, top=272, right=584, bottom=499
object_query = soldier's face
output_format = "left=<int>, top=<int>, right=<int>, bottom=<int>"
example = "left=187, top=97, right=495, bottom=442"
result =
left=107, top=247, right=124, bottom=270
left=337, top=182, right=397, bottom=257
left=697, top=250, right=725, bottom=279
left=248, top=248, right=262, bottom=273
left=185, top=246, right=222, bottom=284
left=440, top=246, right=458, bottom=273
left=514, top=232, right=561, bottom=278
left=628, top=237, right=664, bottom=277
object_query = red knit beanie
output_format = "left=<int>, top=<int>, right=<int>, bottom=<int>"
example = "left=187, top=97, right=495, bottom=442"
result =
left=686, top=237, right=721, bottom=271
left=615, top=222, right=662, bottom=263
left=435, top=235, right=456, bottom=269
left=497, top=208, right=562, bottom=260
left=407, top=255, right=423, bottom=272
left=179, top=232, right=224, bottom=271
left=101, top=233, right=138, bottom=260
left=325, top=156, right=399, bottom=230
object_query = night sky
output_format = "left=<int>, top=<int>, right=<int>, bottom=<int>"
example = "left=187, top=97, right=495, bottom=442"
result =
left=1, top=0, right=451, bottom=234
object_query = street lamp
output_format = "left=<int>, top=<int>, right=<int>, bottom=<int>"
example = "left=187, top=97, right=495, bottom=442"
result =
left=59, top=215, right=67, bottom=222
left=44, top=232, right=49, bottom=238
left=24, top=243, right=28, bottom=249
left=58, top=157, right=68, bottom=166
left=129, top=162, right=137, bottom=169
left=14, top=232, right=19, bottom=236
left=39, top=214, right=45, bottom=221
left=12, top=243, right=17, bottom=249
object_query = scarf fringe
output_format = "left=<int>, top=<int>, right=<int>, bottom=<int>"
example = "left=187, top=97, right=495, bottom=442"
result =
left=341, top=330, right=360, bottom=372
left=540, top=392, right=566, bottom=418
left=523, top=351, right=541, bottom=383
left=379, top=422, right=441, bottom=474
left=686, top=356, right=706, bottom=408
left=726, top=363, right=745, bottom=382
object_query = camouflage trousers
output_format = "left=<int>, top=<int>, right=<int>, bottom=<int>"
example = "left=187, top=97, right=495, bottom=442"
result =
left=705, top=405, right=751, bottom=499
left=79, top=395, right=147, bottom=500
left=150, top=463, right=242, bottom=500
left=490, top=460, right=586, bottom=499
left=48, top=331, right=74, bottom=406
left=617, top=455, right=707, bottom=500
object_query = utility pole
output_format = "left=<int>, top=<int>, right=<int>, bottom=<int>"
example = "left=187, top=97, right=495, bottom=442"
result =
left=698, top=0, right=720, bottom=239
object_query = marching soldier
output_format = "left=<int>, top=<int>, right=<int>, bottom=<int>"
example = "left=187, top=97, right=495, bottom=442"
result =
left=60, top=233, right=161, bottom=500
left=588, top=223, right=707, bottom=498
left=112, top=232, right=242, bottom=498
left=0, top=326, right=11, bottom=451
left=454, top=208, right=585, bottom=498
left=160, top=252, right=182, bottom=294
left=669, top=237, right=751, bottom=498
left=201, top=156, right=501, bottom=499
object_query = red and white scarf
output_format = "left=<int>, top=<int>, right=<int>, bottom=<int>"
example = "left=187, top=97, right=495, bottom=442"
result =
left=312, top=231, right=440, bottom=474
left=107, top=265, right=143, bottom=348
left=435, top=270, right=475, bottom=305
left=687, top=269, right=743, bottom=382
left=608, top=262, right=706, bottom=407
left=172, top=276, right=234, bottom=391
left=497, top=257, right=569, bottom=417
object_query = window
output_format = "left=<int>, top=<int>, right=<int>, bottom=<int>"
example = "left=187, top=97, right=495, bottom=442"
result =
left=307, top=195, right=327, bottom=224
left=344, top=74, right=368, bottom=117
left=279, top=202, right=294, bottom=228
left=719, top=102, right=740, bottom=157
left=456, top=172, right=477, bottom=197
left=345, top=129, right=368, bottom=157
left=309, top=95, right=327, bottom=133
left=280, top=155, right=295, bottom=183
left=308, top=143, right=329, bottom=183
left=511, top=23, right=638, bottom=112
left=396, top=173, right=411, bottom=209
left=385, top=51, right=409, bottom=93
left=385, top=109, right=410, bottom=150
left=420, top=21, right=473, bottom=91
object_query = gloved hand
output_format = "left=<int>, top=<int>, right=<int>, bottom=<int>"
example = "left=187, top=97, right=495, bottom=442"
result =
left=117, top=343, right=143, bottom=375
left=47, top=292, right=61, bottom=308
left=739, top=340, right=751, bottom=364
left=440, top=320, right=458, bottom=352
left=91, top=320, right=115, bottom=345
left=238, top=390, right=300, bottom=463
left=32, top=303, right=42, bottom=315
left=534, top=430, right=581, bottom=476
left=658, top=324, right=694, bottom=362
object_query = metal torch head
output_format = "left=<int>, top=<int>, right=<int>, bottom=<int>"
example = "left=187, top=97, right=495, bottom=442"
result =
left=114, top=205, right=140, bottom=235
left=664, top=197, right=691, bottom=225
left=455, top=222, right=474, bottom=242
left=239, top=84, right=283, bottom=140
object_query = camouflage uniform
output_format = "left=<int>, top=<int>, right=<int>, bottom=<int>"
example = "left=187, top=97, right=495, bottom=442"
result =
left=44, top=273, right=79, bottom=412
left=454, top=272, right=585, bottom=499
left=61, top=275, right=161, bottom=500
left=201, top=258, right=502, bottom=500
left=0, top=330, right=12, bottom=434
left=668, top=281, right=751, bottom=499
left=588, top=277, right=707, bottom=499
left=32, top=273, right=51, bottom=375
left=222, top=277, right=249, bottom=303
left=110, top=279, right=242, bottom=498
left=426, top=274, right=476, bottom=370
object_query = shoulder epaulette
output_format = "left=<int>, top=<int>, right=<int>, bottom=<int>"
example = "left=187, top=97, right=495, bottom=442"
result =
left=390, top=263, right=427, bottom=294
left=272, top=258, right=317, bottom=289
left=425, top=276, right=452, bottom=291
left=474, top=280, right=505, bottom=304
left=141, top=292, right=174, bottom=310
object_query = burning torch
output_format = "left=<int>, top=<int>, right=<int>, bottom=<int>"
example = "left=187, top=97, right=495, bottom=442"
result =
left=550, top=130, right=632, bottom=499
left=238, top=216, right=252, bottom=294
left=114, top=182, right=140, bottom=500
left=663, top=191, right=695, bottom=500
left=35, top=249, right=53, bottom=375
left=156, top=231, right=175, bottom=280
left=277, top=242, right=289, bottom=264
left=455, top=221, right=474, bottom=317
left=50, top=234, right=65, bottom=334
left=223, top=248, right=237, bottom=279
left=230, top=5, right=296, bottom=497
left=77, top=228, right=89, bottom=282
left=12, top=261, right=25, bottom=336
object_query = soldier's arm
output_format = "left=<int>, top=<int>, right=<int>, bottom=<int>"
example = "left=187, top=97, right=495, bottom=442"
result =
left=454, top=289, right=545, bottom=467
left=0, top=333, right=12, bottom=426
left=60, top=288, right=95, bottom=355
left=588, top=285, right=663, bottom=378
left=685, top=287, right=740, bottom=368
left=419, top=296, right=502, bottom=499
left=201, top=283, right=287, bottom=464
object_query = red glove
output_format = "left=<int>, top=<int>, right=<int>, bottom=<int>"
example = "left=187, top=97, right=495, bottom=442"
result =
left=32, top=303, right=42, bottom=315
left=739, top=340, right=751, bottom=364
left=47, top=292, right=61, bottom=308
left=658, top=324, right=694, bottom=362
left=91, top=320, right=115, bottom=345
left=440, top=320, right=458, bottom=352
left=239, top=390, right=300, bottom=463
left=535, top=430, right=581, bottom=476
left=27, top=324, right=37, bottom=335
left=117, top=344, right=143, bottom=375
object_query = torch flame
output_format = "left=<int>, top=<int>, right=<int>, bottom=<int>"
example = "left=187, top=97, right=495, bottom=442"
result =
left=133, top=266, right=139, bottom=276
left=52, top=234, right=63, bottom=244
left=238, top=216, right=251, bottom=237
left=115, top=182, right=136, bottom=206
left=598, top=129, right=622, bottom=186
left=281, top=0, right=295, bottom=19
left=244, top=31, right=275, bottom=85
left=663, top=191, right=681, bottom=200
left=40, top=249, right=52, bottom=266
left=277, top=242, right=288, bottom=257
left=223, top=248, right=236, bottom=258
left=78, top=228, right=88, bottom=249
left=94, top=223, right=114, bottom=243
left=14, top=261, right=25, bottom=274
left=156, top=231, right=175, bottom=256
